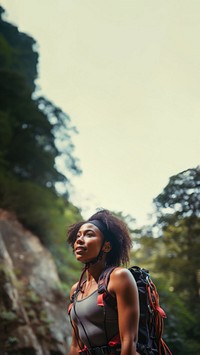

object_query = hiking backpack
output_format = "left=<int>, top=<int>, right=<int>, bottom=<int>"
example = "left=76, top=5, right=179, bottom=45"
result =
left=97, top=265, right=172, bottom=355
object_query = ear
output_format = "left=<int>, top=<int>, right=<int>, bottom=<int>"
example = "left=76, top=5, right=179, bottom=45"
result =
left=102, top=241, right=112, bottom=253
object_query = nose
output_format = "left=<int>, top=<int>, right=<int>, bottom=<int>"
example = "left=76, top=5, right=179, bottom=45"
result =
left=75, top=234, right=84, bottom=244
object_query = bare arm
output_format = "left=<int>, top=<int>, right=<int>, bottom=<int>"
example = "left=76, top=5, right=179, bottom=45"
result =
left=69, top=325, right=83, bottom=355
left=108, top=268, right=140, bottom=355
left=69, top=283, right=83, bottom=355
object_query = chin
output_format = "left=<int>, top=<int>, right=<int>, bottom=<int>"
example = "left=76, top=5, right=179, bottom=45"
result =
left=76, top=255, right=87, bottom=263
left=76, top=255, right=93, bottom=264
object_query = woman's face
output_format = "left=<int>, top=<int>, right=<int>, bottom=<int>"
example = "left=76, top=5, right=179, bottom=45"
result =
left=74, top=223, right=104, bottom=263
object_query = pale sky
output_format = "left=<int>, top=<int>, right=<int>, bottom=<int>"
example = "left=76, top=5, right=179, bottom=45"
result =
left=1, top=0, right=200, bottom=226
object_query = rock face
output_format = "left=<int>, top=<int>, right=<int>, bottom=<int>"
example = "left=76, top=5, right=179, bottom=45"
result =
left=0, top=210, right=71, bottom=354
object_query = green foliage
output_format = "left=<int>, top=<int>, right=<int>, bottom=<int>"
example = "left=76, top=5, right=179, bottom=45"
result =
left=0, top=7, right=82, bottom=290
left=6, top=336, right=19, bottom=346
left=157, top=279, right=199, bottom=354
left=39, top=310, right=52, bottom=325
left=152, top=166, right=200, bottom=354
left=154, top=166, right=200, bottom=223
left=0, top=69, right=80, bottom=188
left=0, top=6, right=38, bottom=90
left=0, top=310, right=17, bottom=322
left=130, top=167, right=200, bottom=354
left=0, top=7, right=81, bottom=189
left=153, top=167, right=200, bottom=305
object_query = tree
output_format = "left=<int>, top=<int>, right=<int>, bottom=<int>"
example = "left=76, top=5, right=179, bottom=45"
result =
left=154, top=167, right=200, bottom=302
left=153, top=167, right=200, bottom=354
left=0, top=7, right=81, bottom=190
left=0, top=6, right=38, bottom=91
left=154, top=166, right=200, bottom=221
left=0, top=7, right=83, bottom=288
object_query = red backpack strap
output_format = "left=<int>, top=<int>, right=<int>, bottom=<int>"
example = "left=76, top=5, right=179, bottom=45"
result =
left=68, top=302, right=73, bottom=314
left=108, top=333, right=121, bottom=347
left=97, top=293, right=105, bottom=306
left=147, top=280, right=166, bottom=318
left=147, top=280, right=172, bottom=355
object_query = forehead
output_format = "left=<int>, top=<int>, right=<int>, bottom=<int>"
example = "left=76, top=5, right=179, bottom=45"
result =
left=78, top=223, right=101, bottom=233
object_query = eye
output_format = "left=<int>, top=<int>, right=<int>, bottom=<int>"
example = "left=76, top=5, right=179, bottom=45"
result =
left=86, top=231, right=94, bottom=237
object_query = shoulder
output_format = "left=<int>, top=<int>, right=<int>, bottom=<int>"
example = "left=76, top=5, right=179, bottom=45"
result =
left=108, top=267, right=137, bottom=295
left=70, top=281, right=79, bottom=299
left=110, top=267, right=136, bottom=283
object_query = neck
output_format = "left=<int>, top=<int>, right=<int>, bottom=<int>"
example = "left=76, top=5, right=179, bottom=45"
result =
left=86, top=260, right=106, bottom=282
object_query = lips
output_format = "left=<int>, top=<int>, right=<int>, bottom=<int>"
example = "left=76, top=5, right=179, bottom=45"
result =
left=75, top=246, right=86, bottom=254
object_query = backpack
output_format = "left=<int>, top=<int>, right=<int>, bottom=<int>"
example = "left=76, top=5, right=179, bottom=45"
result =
left=97, top=265, right=172, bottom=355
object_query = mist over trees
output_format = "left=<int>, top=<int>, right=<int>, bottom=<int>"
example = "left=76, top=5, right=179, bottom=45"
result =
left=0, top=7, right=199, bottom=354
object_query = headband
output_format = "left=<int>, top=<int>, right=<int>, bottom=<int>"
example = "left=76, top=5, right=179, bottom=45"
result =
left=87, top=219, right=110, bottom=240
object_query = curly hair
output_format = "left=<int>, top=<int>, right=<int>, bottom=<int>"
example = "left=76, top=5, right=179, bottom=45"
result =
left=67, top=209, right=132, bottom=266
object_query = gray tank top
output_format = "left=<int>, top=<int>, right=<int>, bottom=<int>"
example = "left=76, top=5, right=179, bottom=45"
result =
left=71, top=289, right=119, bottom=348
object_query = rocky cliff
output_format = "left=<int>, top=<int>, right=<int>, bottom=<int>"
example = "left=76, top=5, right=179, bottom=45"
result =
left=0, top=210, right=71, bottom=355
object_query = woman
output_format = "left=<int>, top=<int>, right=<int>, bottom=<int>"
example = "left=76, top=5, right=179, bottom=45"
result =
left=67, top=209, right=140, bottom=355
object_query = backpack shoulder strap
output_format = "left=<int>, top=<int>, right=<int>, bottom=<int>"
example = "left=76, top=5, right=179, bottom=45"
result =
left=97, top=266, right=142, bottom=307
left=68, top=285, right=79, bottom=314
left=97, top=266, right=116, bottom=307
